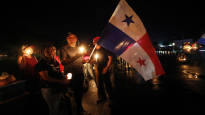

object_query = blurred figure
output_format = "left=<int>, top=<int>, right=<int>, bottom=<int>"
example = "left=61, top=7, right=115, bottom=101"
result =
left=61, top=32, right=86, bottom=115
left=17, top=44, right=40, bottom=92
left=35, top=45, right=71, bottom=115
left=91, top=36, right=114, bottom=104
left=82, top=44, right=96, bottom=91
left=17, top=44, right=46, bottom=115
left=0, top=72, right=16, bottom=87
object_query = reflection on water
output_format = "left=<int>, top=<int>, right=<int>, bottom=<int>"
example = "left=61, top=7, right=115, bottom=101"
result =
left=179, top=64, right=202, bottom=80
left=152, top=77, right=160, bottom=90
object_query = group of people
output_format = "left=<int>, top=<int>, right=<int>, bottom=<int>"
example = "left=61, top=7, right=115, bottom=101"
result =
left=17, top=32, right=114, bottom=115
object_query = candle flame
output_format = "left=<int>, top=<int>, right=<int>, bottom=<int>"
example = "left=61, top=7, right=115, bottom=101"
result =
left=24, top=47, right=33, bottom=55
left=79, top=46, right=85, bottom=53
left=66, top=73, right=72, bottom=80
left=95, top=53, right=99, bottom=59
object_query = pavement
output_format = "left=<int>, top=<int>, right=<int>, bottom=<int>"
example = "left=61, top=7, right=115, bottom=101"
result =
left=82, top=80, right=111, bottom=115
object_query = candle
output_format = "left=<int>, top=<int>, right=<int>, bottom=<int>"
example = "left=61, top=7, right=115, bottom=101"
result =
left=66, top=73, right=72, bottom=80
left=95, top=53, right=99, bottom=62
left=24, top=47, right=33, bottom=56
left=79, top=46, right=85, bottom=54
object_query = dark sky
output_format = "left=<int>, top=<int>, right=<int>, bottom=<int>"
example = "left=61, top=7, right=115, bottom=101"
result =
left=1, top=0, right=204, bottom=48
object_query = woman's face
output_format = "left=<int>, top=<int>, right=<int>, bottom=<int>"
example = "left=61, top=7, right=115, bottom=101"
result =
left=66, top=34, right=78, bottom=47
left=44, top=46, right=56, bottom=58
left=49, top=46, right=56, bottom=57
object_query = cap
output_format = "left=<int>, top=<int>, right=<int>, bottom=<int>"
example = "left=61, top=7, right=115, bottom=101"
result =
left=93, top=36, right=101, bottom=43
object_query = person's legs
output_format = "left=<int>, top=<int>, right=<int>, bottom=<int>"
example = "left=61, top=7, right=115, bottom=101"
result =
left=72, top=73, right=85, bottom=114
left=41, top=88, right=61, bottom=115
left=88, top=63, right=95, bottom=79
left=96, top=74, right=106, bottom=104
left=82, top=63, right=89, bottom=91
left=104, top=72, right=113, bottom=100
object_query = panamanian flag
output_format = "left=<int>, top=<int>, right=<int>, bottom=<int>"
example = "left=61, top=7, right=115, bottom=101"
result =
left=197, top=33, right=205, bottom=45
left=98, top=0, right=165, bottom=81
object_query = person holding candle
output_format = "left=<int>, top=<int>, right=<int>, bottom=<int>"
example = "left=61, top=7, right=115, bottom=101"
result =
left=91, top=36, right=114, bottom=105
left=17, top=44, right=40, bottom=92
left=60, top=32, right=87, bottom=115
left=35, top=44, right=71, bottom=115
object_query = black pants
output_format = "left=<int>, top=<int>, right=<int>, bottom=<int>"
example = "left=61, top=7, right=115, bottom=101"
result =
left=97, top=71, right=112, bottom=100
left=70, top=73, right=84, bottom=113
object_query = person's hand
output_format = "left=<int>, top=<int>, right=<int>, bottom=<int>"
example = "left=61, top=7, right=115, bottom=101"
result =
left=102, top=67, right=109, bottom=75
left=61, top=79, right=71, bottom=85
left=77, top=52, right=84, bottom=57
left=82, top=55, right=90, bottom=63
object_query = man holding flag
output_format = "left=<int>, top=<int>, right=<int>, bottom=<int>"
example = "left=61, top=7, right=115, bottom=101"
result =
left=91, top=36, right=114, bottom=104
left=97, top=0, right=164, bottom=81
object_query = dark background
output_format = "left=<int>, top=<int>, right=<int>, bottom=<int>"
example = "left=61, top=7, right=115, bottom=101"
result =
left=1, top=0, right=204, bottom=49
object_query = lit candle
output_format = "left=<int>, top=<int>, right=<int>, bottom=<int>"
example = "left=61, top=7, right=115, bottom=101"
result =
left=24, top=47, right=33, bottom=56
left=95, top=53, right=99, bottom=62
left=66, top=73, right=72, bottom=80
left=79, top=46, right=85, bottom=54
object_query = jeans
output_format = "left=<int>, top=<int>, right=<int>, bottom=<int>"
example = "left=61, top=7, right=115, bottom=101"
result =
left=41, top=88, right=69, bottom=115
left=82, top=63, right=95, bottom=79
left=82, top=63, right=96, bottom=90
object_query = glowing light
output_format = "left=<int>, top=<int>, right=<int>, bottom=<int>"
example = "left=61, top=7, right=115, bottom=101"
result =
left=199, top=50, right=205, bottom=52
left=79, top=46, right=86, bottom=54
left=183, top=44, right=192, bottom=53
left=24, top=47, right=33, bottom=56
left=178, top=54, right=187, bottom=62
left=66, top=73, right=72, bottom=80
left=192, top=43, right=198, bottom=51
left=95, top=53, right=99, bottom=62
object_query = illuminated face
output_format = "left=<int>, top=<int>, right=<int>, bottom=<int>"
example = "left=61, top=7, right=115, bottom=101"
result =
left=66, top=34, right=78, bottom=47
left=93, top=40, right=101, bottom=49
left=49, top=46, right=56, bottom=57
left=94, top=44, right=101, bottom=50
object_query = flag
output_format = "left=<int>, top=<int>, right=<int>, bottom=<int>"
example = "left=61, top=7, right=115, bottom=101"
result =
left=197, top=33, right=205, bottom=45
left=98, top=0, right=164, bottom=81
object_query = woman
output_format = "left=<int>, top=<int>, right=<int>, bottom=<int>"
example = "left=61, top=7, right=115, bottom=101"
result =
left=36, top=45, right=71, bottom=115
left=17, top=44, right=39, bottom=92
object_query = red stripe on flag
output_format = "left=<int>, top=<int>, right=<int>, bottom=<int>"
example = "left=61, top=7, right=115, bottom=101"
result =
left=137, top=33, right=165, bottom=76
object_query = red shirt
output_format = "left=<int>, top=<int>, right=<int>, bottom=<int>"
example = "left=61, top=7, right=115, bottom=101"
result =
left=21, top=56, right=38, bottom=79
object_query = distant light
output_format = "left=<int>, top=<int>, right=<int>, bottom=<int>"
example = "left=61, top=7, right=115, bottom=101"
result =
left=159, top=44, right=165, bottom=48
left=199, top=50, right=205, bottom=52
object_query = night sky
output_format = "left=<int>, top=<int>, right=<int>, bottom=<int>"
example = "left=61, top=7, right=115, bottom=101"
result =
left=1, top=0, right=204, bottom=49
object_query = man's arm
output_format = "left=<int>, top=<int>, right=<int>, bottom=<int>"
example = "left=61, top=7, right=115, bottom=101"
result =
left=102, top=55, right=112, bottom=74
left=38, top=71, right=70, bottom=85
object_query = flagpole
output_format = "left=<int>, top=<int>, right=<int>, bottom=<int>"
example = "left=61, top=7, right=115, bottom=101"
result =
left=89, top=44, right=97, bottom=60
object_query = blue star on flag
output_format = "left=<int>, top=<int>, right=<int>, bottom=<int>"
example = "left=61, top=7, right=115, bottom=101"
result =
left=122, top=14, right=134, bottom=26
